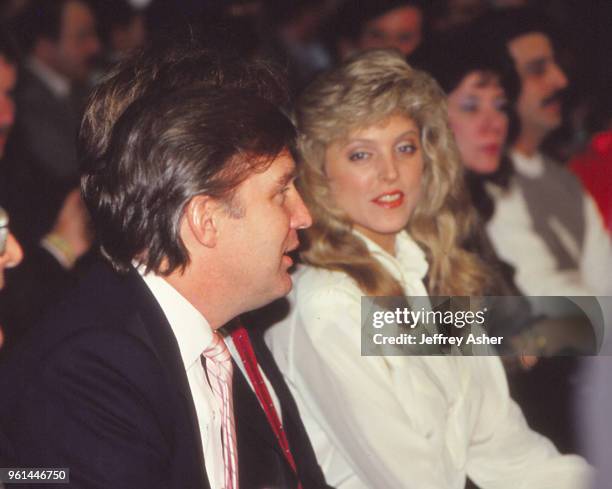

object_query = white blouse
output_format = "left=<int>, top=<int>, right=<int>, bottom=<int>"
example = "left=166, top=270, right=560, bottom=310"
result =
left=265, top=231, right=591, bottom=489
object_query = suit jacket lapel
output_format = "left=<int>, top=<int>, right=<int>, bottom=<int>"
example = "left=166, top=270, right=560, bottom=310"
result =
left=123, top=268, right=210, bottom=488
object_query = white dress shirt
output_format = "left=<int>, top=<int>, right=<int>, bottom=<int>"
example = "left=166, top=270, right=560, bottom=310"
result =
left=265, top=231, right=592, bottom=489
left=138, top=269, right=282, bottom=489
left=486, top=151, right=612, bottom=297
left=27, top=57, right=71, bottom=99
left=140, top=271, right=226, bottom=489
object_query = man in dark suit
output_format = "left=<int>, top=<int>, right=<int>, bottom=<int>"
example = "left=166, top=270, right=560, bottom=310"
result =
left=0, top=44, right=330, bottom=489
left=4, top=0, right=100, bottom=249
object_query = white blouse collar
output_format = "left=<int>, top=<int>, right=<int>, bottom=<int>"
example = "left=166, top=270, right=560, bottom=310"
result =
left=353, top=229, right=429, bottom=285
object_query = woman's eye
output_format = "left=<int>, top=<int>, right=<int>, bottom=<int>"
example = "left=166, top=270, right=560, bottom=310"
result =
left=494, top=99, right=509, bottom=112
left=397, top=143, right=417, bottom=154
left=459, top=101, right=478, bottom=113
left=348, top=151, right=370, bottom=161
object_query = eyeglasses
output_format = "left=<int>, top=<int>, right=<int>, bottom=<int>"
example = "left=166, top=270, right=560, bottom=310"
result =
left=0, top=206, right=9, bottom=255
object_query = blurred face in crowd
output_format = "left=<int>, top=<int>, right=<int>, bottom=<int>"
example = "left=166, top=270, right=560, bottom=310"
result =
left=437, top=0, right=487, bottom=31
left=0, top=55, right=16, bottom=158
left=110, top=13, right=146, bottom=56
left=45, top=0, right=100, bottom=82
left=359, top=6, right=423, bottom=57
left=214, top=151, right=312, bottom=311
left=447, top=71, right=509, bottom=174
left=508, top=32, right=567, bottom=139
left=324, top=114, right=423, bottom=253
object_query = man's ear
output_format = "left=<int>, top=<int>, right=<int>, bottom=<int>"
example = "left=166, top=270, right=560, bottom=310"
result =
left=184, top=195, right=221, bottom=248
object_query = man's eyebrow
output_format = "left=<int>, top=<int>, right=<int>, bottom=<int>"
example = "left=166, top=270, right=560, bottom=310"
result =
left=276, top=168, right=298, bottom=187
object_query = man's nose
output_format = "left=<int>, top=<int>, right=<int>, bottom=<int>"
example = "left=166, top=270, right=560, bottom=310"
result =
left=291, top=192, right=313, bottom=230
left=551, top=62, right=568, bottom=90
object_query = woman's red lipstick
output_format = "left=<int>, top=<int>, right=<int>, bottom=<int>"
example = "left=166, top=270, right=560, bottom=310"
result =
left=371, top=190, right=405, bottom=208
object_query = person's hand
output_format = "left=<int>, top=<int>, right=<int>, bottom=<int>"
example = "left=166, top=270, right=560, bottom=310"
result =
left=46, top=189, right=94, bottom=266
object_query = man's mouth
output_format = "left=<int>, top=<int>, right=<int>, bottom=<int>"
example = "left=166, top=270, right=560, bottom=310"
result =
left=542, top=90, right=563, bottom=108
left=371, top=191, right=405, bottom=208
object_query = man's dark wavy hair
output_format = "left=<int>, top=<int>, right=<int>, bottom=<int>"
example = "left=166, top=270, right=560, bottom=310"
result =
left=81, top=87, right=296, bottom=275
left=79, top=42, right=294, bottom=274
left=79, top=40, right=290, bottom=167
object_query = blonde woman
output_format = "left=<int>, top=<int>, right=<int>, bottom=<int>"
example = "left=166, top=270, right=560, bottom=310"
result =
left=265, top=50, right=590, bottom=489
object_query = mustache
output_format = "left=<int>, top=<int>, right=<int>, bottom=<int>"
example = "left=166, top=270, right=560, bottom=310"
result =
left=541, top=90, right=565, bottom=107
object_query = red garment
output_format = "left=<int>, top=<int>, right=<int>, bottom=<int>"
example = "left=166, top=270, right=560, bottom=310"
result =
left=231, top=324, right=302, bottom=488
left=570, top=131, right=612, bottom=233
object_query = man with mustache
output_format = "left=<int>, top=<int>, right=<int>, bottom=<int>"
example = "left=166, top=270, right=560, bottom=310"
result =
left=481, top=7, right=612, bottom=298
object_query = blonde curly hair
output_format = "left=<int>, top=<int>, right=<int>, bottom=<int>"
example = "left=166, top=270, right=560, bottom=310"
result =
left=295, top=49, right=492, bottom=296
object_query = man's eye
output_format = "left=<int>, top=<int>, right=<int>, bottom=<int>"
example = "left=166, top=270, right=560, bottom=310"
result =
left=348, top=151, right=370, bottom=161
left=526, top=61, right=547, bottom=77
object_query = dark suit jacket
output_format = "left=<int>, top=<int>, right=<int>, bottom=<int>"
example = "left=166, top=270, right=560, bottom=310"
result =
left=0, top=262, right=330, bottom=489
left=0, top=245, right=80, bottom=354
left=15, top=67, right=82, bottom=182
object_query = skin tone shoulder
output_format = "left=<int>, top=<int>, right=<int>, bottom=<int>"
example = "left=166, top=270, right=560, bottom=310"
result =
left=324, top=114, right=423, bottom=255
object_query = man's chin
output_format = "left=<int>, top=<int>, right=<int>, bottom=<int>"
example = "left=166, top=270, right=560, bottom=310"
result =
left=248, top=278, right=293, bottom=313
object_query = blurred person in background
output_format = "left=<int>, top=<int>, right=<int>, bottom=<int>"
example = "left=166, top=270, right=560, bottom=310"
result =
left=264, top=0, right=331, bottom=94
left=430, top=0, right=488, bottom=32
left=570, top=131, right=612, bottom=235
left=477, top=7, right=612, bottom=298
left=2, top=0, right=99, bottom=253
left=0, top=27, right=22, bottom=350
left=420, top=23, right=598, bottom=455
left=10, top=0, right=100, bottom=183
left=323, top=0, right=425, bottom=63
left=0, top=26, right=92, bottom=352
left=91, top=0, right=146, bottom=73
